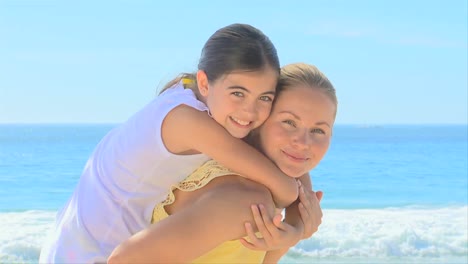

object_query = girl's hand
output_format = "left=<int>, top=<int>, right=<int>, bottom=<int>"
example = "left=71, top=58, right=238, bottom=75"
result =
left=239, top=204, right=302, bottom=251
left=296, top=181, right=323, bottom=239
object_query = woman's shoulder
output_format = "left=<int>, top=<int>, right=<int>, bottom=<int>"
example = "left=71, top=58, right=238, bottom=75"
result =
left=183, top=160, right=275, bottom=213
left=194, top=160, right=235, bottom=175
left=186, top=160, right=273, bottom=194
left=164, top=160, right=274, bottom=217
left=173, top=160, right=236, bottom=192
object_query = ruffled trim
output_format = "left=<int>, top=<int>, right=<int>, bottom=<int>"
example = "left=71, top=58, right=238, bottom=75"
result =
left=152, top=160, right=239, bottom=223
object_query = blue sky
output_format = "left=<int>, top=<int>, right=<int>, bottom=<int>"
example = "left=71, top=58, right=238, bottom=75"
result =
left=1, top=0, right=467, bottom=124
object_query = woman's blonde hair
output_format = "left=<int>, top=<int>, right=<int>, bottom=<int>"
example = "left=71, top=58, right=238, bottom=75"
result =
left=277, top=63, right=337, bottom=113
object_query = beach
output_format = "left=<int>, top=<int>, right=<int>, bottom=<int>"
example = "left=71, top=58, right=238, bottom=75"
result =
left=1, top=124, right=467, bottom=263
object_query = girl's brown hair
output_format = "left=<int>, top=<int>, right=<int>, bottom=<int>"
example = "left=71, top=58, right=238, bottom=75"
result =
left=159, top=23, right=280, bottom=95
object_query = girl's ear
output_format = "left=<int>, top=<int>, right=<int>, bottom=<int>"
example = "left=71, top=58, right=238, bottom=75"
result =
left=197, top=70, right=209, bottom=97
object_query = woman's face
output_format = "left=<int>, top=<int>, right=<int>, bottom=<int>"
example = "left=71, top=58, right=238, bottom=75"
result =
left=258, top=85, right=336, bottom=178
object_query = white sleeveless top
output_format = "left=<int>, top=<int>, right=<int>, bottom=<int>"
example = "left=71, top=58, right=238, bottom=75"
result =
left=39, top=83, right=211, bottom=263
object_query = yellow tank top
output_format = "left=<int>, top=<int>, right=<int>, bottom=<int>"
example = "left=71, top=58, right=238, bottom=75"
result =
left=152, top=160, right=266, bottom=263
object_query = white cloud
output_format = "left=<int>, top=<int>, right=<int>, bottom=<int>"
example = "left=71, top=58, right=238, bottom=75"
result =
left=303, top=19, right=467, bottom=48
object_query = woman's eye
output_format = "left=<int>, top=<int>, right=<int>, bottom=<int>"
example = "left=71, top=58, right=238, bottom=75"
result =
left=311, top=128, right=325, bottom=134
left=283, top=120, right=296, bottom=127
left=259, top=95, right=273, bottom=102
left=232, top=91, right=244, bottom=97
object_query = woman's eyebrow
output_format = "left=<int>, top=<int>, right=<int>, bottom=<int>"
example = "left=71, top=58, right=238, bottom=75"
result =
left=261, top=90, right=276, bottom=95
left=278, top=111, right=300, bottom=120
left=278, top=111, right=331, bottom=128
left=316, top=121, right=331, bottom=128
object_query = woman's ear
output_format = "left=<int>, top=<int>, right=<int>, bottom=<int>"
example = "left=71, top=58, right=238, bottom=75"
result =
left=197, top=70, right=209, bottom=97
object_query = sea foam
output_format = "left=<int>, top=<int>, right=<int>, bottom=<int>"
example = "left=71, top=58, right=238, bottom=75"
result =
left=286, top=206, right=468, bottom=263
left=1, top=207, right=467, bottom=263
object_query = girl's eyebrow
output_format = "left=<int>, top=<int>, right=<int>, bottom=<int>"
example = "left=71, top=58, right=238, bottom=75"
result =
left=278, top=111, right=331, bottom=128
left=226, top=86, right=276, bottom=95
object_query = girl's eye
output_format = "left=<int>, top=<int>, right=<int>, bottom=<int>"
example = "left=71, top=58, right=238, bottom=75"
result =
left=311, top=128, right=325, bottom=134
left=232, top=91, right=244, bottom=97
left=283, top=120, right=296, bottom=127
left=259, top=95, right=273, bottom=102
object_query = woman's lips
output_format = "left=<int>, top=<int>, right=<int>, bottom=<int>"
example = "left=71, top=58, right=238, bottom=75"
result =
left=281, top=150, right=308, bottom=162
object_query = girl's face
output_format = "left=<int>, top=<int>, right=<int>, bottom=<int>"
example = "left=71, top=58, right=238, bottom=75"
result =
left=258, top=85, right=336, bottom=178
left=198, top=68, right=278, bottom=139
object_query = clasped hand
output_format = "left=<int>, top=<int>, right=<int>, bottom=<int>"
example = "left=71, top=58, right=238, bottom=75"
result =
left=240, top=180, right=323, bottom=251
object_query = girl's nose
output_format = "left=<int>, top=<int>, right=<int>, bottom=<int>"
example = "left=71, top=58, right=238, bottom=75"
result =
left=242, top=102, right=257, bottom=119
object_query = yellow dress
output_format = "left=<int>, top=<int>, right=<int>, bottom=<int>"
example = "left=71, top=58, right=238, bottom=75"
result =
left=152, top=160, right=266, bottom=264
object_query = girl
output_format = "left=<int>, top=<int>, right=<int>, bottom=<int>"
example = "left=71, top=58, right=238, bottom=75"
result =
left=108, top=63, right=338, bottom=263
left=39, top=24, right=298, bottom=263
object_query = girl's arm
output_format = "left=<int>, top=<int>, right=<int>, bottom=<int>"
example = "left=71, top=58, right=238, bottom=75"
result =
left=108, top=176, right=276, bottom=263
left=162, top=105, right=298, bottom=208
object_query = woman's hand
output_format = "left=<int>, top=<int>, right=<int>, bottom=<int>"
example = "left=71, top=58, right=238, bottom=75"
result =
left=240, top=180, right=324, bottom=251
left=294, top=180, right=323, bottom=239
left=239, top=204, right=303, bottom=251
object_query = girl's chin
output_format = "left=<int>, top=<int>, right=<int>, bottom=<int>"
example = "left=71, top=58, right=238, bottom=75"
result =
left=280, top=167, right=307, bottom=178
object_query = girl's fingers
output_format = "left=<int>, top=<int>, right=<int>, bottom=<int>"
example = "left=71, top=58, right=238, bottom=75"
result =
left=301, top=188, right=324, bottom=237
left=298, top=188, right=323, bottom=239
left=239, top=237, right=254, bottom=249
left=298, top=187, right=312, bottom=217
left=299, top=186, right=310, bottom=207
left=274, top=213, right=296, bottom=233
left=272, top=213, right=294, bottom=233
left=240, top=237, right=260, bottom=250
left=298, top=202, right=310, bottom=223
left=297, top=179, right=302, bottom=189
left=243, top=222, right=265, bottom=249
left=316, top=190, right=324, bottom=202
left=258, top=204, right=280, bottom=233
left=272, top=214, right=283, bottom=228
left=251, top=205, right=272, bottom=240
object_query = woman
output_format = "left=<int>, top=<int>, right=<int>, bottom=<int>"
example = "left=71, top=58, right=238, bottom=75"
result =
left=108, top=62, right=338, bottom=263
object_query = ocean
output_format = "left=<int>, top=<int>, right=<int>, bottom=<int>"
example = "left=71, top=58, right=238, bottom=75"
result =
left=0, top=124, right=467, bottom=263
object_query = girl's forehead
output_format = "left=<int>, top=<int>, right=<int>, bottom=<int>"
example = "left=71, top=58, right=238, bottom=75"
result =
left=221, top=68, right=278, bottom=79
left=213, top=69, right=278, bottom=91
